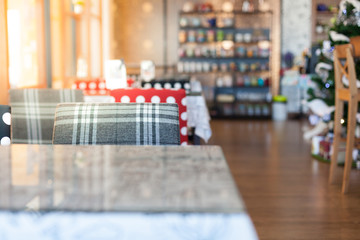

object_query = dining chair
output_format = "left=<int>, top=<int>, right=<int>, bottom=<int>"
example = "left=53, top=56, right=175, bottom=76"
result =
left=9, top=89, right=84, bottom=144
left=110, top=88, right=188, bottom=145
left=52, top=102, right=180, bottom=145
left=0, top=105, right=11, bottom=146
left=329, top=44, right=360, bottom=193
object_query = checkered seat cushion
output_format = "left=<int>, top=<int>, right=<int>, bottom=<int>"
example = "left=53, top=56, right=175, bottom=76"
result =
left=0, top=105, right=11, bottom=145
left=110, top=88, right=188, bottom=145
left=9, top=89, right=84, bottom=144
left=52, top=103, right=180, bottom=145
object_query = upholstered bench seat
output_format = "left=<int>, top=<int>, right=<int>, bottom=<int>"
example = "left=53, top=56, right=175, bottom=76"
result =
left=53, top=103, right=180, bottom=145
left=9, top=89, right=84, bottom=144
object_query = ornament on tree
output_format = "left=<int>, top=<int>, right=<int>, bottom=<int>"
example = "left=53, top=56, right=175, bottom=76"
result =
left=329, top=30, right=350, bottom=42
left=341, top=75, right=360, bottom=87
left=307, top=99, right=335, bottom=117
left=303, top=120, right=330, bottom=140
left=339, top=0, right=360, bottom=14
left=315, top=62, right=333, bottom=80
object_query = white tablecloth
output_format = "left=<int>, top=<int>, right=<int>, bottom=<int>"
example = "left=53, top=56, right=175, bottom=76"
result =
left=0, top=212, right=258, bottom=240
left=84, top=95, right=115, bottom=103
left=186, top=95, right=212, bottom=142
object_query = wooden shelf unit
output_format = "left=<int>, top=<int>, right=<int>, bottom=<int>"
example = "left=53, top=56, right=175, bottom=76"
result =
left=311, top=0, right=341, bottom=44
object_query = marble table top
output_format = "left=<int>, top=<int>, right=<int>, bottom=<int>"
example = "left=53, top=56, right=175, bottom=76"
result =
left=0, top=145, right=244, bottom=213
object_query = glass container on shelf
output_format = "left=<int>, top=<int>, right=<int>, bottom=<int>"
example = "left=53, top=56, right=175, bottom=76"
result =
left=242, top=0, right=254, bottom=12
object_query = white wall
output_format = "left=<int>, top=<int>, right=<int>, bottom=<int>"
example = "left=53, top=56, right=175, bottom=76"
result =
left=103, top=0, right=112, bottom=62
left=282, top=0, right=312, bottom=57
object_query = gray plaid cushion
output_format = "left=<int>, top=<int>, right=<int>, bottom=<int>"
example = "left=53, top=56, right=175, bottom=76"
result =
left=9, top=89, right=84, bottom=144
left=53, top=103, right=180, bottom=145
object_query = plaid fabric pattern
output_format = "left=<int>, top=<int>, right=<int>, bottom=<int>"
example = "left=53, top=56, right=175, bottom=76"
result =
left=9, top=89, right=84, bottom=144
left=53, top=103, right=180, bottom=145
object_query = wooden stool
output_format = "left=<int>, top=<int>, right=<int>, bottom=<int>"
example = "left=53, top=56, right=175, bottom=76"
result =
left=329, top=44, right=359, bottom=193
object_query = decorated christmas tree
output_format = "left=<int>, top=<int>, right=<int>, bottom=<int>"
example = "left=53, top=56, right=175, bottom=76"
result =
left=330, top=0, right=360, bottom=42
left=305, top=0, right=360, bottom=140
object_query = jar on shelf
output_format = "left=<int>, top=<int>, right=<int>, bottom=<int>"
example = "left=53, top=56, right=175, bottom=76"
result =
left=194, top=47, right=202, bottom=57
left=250, top=63, right=258, bottom=71
left=203, top=62, right=211, bottom=72
left=238, top=62, right=248, bottom=72
left=201, top=17, right=210, bottom=28
left=251, top=76, right=258, bottom=86
left=244, top=33, right=252, bottom=43
left=262, top=104, right=270, bottom=116
left=216, top=77, right=224, bottom=87
left=257, top=77, right=264, bottom=86
left=196, top=62, right=202, bottom=72
left=179, top=17, right=188, bottom=27
left=236, top=46, right=246, bottom=57
left=244, top=75, right=251, bottom=86
left=216, top=30, right=224, bottom=41
left=223, top=75, right=233, bottom=87
left=187, top=30, right=196, bottom=42
left=191, top=17, right=201, bottom=27
left=247, top=104, right=254, bottom=116
left=236, top=75, right=244, bottom=86
left=177, top=62, right=184, bottom=73
left=229, top=62, right=236, bottom=71
left=211, top=63, right=218, bottom=72
left=236, top=104, right=246, bottom=115
left=178, top=47, right=186, bottom=58
left=184, top=62, right=190, bottom=72
left=210, top=47, right=217, bottom=57
left=186, top=47, right=194, bottom=57
left=254, top=105, right=262, bottom=116
left=201, top=46, right=210, bottom=57
left=235, top=33, right=243, bottom=43
left=179, top=30, right=187, bottom=43
left=197, top=30, right=206, bottom=43
left=223, top=17, right=234, bottom=27
left=247, top=47, right=254, bottom=58
left=225, top=33, right=234, bottom=41
left=207, top=30, right=215, bottom=42
left=207, top=17, right=216, bottom=28
left=190, top=62, right=196, bottom=73
left=220, top=63, right=228, bottom=72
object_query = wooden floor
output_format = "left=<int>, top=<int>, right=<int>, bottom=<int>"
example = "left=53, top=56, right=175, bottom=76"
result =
left=208, top=119, right=360, bottom=240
